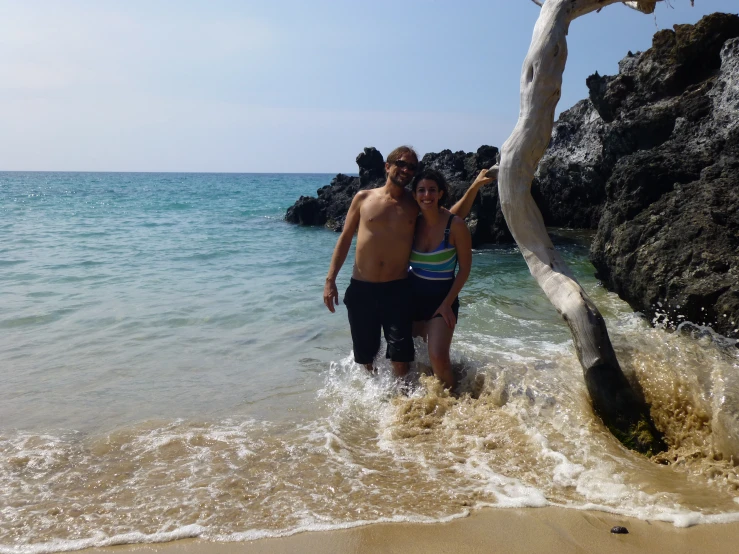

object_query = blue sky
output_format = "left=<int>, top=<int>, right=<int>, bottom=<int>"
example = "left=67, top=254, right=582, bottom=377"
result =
left=1, top=0, right=736, bottom=172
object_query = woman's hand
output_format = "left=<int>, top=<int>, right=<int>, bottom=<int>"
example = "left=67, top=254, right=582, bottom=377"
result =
left=432, top=302, right=457, bottom=330
left=471, top=167, right=496, bottom=190
left=484, top=164, right=499, bottom=181
left=450, top=167, right=497, bottom=218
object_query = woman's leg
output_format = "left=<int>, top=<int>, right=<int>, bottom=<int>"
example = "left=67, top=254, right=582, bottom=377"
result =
left=426, top=317, right=455, bottom=389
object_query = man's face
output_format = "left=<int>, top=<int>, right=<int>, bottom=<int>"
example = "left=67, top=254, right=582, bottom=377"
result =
left=386, top=152, right=417, bottom=188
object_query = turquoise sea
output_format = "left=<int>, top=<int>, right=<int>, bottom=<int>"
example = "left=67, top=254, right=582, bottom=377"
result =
left=1, top=172, right=739, bottom=553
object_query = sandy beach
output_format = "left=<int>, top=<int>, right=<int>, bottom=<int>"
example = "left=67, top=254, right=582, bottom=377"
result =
left=81, top=506, right=739, bottom=554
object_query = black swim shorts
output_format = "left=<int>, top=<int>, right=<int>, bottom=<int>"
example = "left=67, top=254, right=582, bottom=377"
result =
left=343, top=278, right=414, bottom=365
left=409, top=272, right=460, bottom=322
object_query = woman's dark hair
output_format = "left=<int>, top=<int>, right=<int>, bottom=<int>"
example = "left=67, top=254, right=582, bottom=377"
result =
left=411, top=168, right=450, bottom=207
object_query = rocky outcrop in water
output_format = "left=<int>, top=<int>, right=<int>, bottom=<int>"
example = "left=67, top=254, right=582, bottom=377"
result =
left=286, top=145, right=507, bottom=245
left=585, top=14, right=739, bottom=340
left=285, top=147, right=386, bottom=230
left=530, top=13, right=739, bottom=341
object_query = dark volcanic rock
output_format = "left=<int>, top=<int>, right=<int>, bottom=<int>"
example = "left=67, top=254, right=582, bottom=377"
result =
left=587, top=13, right=739, bottom=118
left=285, top=145, right=506, bottom=244
left=284, top=195, right=326, bottom=226
left=531, top=13, right=739, bottom=339
left=532, top=99, right=609, bottom=229
left=285, top=147, right=386, bottom=231
left=588, top=15, right=739, bottom=340
left=356, top=147, right=385, bottom=186
left=592, top=138, right=739, bottom=335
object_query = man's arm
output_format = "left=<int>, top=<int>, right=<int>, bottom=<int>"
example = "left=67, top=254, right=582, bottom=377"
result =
left=323, top=192, right=364, bottom=313
left=449, top=166, right=498, bottom=219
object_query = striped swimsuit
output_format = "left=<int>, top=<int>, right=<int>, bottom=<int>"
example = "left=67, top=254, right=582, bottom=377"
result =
left=408, top=215, right=459, bottom=321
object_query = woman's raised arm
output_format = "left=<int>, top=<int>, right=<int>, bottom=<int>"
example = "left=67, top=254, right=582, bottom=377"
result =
left=449, top=166, right=497, bottom=219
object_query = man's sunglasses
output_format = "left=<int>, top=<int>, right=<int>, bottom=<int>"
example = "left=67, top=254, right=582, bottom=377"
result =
left=393, top=160, right=418, bottom=172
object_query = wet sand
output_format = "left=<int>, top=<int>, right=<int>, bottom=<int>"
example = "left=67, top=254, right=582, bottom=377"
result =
left=82, top=506, right=739, bottom=554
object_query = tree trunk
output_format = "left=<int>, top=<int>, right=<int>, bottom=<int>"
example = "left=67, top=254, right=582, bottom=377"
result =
left=498, top=0, right=665, bottom=455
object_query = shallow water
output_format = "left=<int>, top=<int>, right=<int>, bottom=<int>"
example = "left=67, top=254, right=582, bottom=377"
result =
left=1, top=172, right=738, bottom=553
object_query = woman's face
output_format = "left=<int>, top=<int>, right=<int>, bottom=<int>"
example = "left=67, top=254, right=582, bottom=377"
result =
left=414, top=179, right=442, bottom=212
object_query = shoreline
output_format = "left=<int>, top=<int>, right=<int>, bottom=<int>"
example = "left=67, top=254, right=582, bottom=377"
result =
left=80, top=506, right=739, bottom=554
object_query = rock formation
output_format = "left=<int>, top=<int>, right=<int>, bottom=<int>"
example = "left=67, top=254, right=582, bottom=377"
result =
left=528, top=12, right=739, bottom=342
left=585, top=13, right=739, bottom=341
left=286, top=145, right=508, bottom=245
left=285, top=147, right=386, bottom=230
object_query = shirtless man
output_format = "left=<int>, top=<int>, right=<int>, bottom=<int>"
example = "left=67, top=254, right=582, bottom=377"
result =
left=323, top=146, right=420, bottom=377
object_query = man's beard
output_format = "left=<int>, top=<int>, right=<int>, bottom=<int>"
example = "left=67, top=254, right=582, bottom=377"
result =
left=390, top=173, right=410, bottom=188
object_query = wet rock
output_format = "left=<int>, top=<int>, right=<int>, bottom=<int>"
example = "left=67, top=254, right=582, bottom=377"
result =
left=284, top=195, right=326, bottom=226
left=610, top=526, right=629, bottom=534
left=285, top=148, right=385, bottom=231
left=589, top=16, right=739, bottom=340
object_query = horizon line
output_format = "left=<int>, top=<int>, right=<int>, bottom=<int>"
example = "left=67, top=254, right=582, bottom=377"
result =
left=0, top=169, right=360, bottom=176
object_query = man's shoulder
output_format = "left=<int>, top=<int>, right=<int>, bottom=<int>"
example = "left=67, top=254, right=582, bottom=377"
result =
left=349, top=189, right=372, bottom=210
left=353, top=188, right=374, bottom=202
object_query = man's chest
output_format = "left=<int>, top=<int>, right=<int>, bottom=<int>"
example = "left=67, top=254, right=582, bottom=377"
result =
left=361, top=199, right=416, bottom=230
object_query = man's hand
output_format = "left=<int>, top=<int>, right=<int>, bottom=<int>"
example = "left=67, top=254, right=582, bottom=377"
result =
left=323, top=278, right=339, bottom=313
left=432, top=302, right=457, bottom=330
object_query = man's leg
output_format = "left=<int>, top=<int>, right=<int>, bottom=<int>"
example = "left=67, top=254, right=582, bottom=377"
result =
left=344, top=280, right=382, bottom=370
left=412, top=320, right=428, bottom=342
left=383, top=280, right=414, bottom=379
left=390, top=361, right=409, bottom=378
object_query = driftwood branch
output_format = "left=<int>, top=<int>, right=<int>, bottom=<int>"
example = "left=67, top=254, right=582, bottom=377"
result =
left=498, top=0, right=668, bottom=454
left=623, top=1, right=658, bottom=13
left=530, top=0, right=661, bottom=11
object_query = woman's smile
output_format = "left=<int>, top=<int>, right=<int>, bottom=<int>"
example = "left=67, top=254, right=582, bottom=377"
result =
left=415, top=179, right=442, bottom=209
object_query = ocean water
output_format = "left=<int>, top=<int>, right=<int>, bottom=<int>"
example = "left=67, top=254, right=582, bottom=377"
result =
left=1, top=171, right=739, bottom=553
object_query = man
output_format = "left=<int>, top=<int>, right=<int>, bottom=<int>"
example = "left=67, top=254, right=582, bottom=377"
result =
left=323, top=146, right=420, bottom=377
left=323, top=145, right=497, bottom=377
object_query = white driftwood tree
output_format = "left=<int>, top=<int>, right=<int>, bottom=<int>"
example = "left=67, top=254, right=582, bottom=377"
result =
left=498, top=0, right=669, bottom=454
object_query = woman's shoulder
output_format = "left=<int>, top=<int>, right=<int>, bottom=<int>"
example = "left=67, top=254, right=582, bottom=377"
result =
left=442, top=209, right=465, bottom=228
left=447, top=212, right=471, bottom=241
left=440, top=208, right=458, bottom=223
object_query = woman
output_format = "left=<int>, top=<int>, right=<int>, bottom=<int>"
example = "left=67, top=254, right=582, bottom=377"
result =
left=409, top=168, right=494, bottom=389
